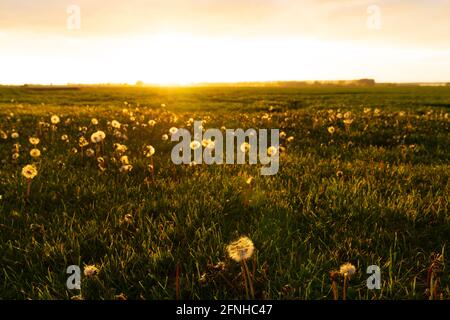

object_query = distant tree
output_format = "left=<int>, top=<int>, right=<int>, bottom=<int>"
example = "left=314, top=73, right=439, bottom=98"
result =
left=135, top=80, right=144, bottom=87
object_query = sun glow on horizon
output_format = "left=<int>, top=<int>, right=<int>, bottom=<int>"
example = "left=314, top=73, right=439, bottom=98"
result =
left=2, top=32, right=450, bottom=85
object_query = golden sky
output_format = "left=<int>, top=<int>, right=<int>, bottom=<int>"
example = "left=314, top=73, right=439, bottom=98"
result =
left=1, top=0, right=449, bottom=84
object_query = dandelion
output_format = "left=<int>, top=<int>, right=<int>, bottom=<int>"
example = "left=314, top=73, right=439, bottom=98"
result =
left=162, top=134, right=169, bottom=141
left=287, top=136, right=294, bottom=143
left=226, top=236, right=255, bottom=299
left=144, top=145, right=155, bottom=157
left=85, top=148, right=95, bottom=157
left=190, top=140, right=201, bottom=150
left=148, top=120, right=156, bottom=126
left=363, top=108, right=372, bottom=114
left=29, top=137, right=40, bottom=145
left=12, top=153, right=20, bottom=161
left=22, top=164, right=38, bottom=180
left=114, top=143, right=128, bottom=154
left=374, top=108, right=381, bottom=116
left=61, top=134, right=69, bottom=142
left=246, top=177, right=254, bottom=185
left=11, top=132, right=19, bottom=139
left=111, top=120, right=121, bottom=129
left=169, top=127, right=178, bottom=135
left=0, top=130, right=7, bottom=139
left=22, top=164, right=38, bottom=198
left=344, top=111, right=352, bottom=119
left=97, top=157, right=106, bottom=171
left=30, top=148, right=41, bottom=159
left=123, top=214, right=133, bottom=224
left=267, top=146, right=278, bottom=156
left=340, top=262, right=356, bottom=300
left=78, top=136, right=89, bottom=148
left=279, top=131, right=286, bottom=139
left=343, top=119, right=354, bottom=126
left=91, top=118, right=99, bottom=125
left=327, top=126, right=335, bottom=134
left=336, top=170, right=344, bottom=178
left=51, top=115, right=60, bottom=125
left=119, top=164, right=133, bottom=173
left=120, top=155, right=130, bottom=165
left=90, top=131, right=106, bottom=143
left=227, top=236, right=254, bottom=262
left=340, top=263, right=356, bottom=277
left=83, top=265, right=99, bottom=278
left=240, top=142, right=251, bottom=153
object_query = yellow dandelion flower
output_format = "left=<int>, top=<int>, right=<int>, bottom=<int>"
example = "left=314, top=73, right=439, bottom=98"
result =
left=61, top=134, right=69, bottom=142
left=11, top=132, right=19, bottom=139
left=162, top=134, right=169, bottom=141
left=169, top=127, right=178, bottom=135
left=327, top=126, right=335, bottom=134
left=148, top=120, right=156, bottom=126
left=287, top=136, right=294, bottom=143
left=91, top=118, right=99, bottom=125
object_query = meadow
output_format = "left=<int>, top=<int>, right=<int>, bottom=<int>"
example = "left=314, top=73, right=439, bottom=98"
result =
left=0, top=85, right=449, bottom=300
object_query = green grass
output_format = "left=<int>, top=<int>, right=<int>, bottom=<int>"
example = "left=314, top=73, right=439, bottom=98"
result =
left=0, top=85, right=449, bottom=300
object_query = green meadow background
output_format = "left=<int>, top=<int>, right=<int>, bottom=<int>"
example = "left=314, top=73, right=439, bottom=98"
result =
left=0, top=85, right=449, bottom=299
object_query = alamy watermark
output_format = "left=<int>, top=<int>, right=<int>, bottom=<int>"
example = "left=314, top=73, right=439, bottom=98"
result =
left=170, top=121, right=280, bottom=176
left=367, top=5, right=382, bottom=30
left=67, top=4, right=81, bottom=30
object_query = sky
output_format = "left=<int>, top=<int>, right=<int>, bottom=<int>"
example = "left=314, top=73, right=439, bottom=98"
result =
left=0, top=0, right=449, bottom=84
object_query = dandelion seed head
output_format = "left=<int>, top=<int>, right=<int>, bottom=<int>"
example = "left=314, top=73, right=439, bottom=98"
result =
left=226, top=236, right=255, bottom=262
left=21, top=164, right=38, bottom=180
left=339, top=263, right=356, bottom=278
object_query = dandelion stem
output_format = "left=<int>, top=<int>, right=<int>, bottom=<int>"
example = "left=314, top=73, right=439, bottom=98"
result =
left=243, top=260, right=254, bottom=299
left=343, top=274, right=348, bottom=301
left=241, top=262, right=249, bottom=300
left=26, top=179, right=31, bottom=199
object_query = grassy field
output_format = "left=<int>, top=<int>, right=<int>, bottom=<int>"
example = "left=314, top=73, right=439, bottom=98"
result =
left=0, top=85, right=449, bottom=300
